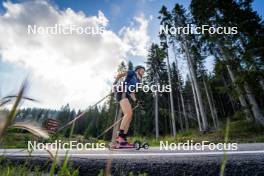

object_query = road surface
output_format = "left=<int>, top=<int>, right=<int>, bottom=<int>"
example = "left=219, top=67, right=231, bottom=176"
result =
left=1, top=143, right=264, bottom=175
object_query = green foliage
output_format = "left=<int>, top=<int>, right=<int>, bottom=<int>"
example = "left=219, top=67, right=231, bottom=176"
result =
left=128, top=119, right=264, bottom=145
left=97, top=169, right=148, bottom=176
left=232, top=110, right=246, bottom=121
left=0, top=133, right=37, bottom=148
left=57, top=151, right=79, bottom=176
left=0, top=155, right=79, bottom=176
left=0, top=164, right=42, bottom=176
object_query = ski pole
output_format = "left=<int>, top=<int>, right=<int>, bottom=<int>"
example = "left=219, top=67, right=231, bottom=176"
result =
left=96, top=104, right=140, bottom=139
left=57, top=92, right=113, bottom=132
left=56, top=78, right=120, bottom=133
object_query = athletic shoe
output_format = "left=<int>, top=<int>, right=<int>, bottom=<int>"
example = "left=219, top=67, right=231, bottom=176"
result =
left=116, top=136, right=127, bottom=145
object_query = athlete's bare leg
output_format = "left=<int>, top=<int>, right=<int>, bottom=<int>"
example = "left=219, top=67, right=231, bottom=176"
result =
left=119, top=98, right=133, bottom=134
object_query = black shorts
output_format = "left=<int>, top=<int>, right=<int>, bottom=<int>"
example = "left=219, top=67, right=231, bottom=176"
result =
left=115, top=92, right=130, bottom=102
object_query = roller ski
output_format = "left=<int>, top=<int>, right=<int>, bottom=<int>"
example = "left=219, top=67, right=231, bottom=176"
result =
left=109, top=136, right=149, bottom=150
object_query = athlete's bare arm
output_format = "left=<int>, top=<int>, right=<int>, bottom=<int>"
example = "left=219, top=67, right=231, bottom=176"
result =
left=115, top=71, right=128, bottom=81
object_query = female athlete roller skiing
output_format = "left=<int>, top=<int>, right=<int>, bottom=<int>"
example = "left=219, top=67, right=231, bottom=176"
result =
left=114, top=65, right=145, bottom=146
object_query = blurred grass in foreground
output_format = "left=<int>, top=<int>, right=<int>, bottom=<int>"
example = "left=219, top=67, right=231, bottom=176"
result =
left=2, top=119, right=264, bottom=148
left=0, top=154, right=79, bottom=176
left=0, top=81, right=49, bottom=143
left=0, top=81, right=79, bottom=175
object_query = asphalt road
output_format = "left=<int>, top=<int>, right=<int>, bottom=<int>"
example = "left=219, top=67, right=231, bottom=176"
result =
left=1, top=143, right=264, bottom=175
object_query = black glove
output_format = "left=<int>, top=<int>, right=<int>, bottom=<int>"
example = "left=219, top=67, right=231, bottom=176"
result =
left=113, top=80, right=118, bottom=85
left=135, top=100, right=144, bottom=107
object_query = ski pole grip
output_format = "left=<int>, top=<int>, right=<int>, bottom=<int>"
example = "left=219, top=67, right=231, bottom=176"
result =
left=113, top=79, right=118, bottom=85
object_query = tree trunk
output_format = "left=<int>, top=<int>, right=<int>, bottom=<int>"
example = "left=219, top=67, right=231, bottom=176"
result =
left=172, top=43, right=187, bottom=130
left=259, top=77, right=264, bottom=92
left=217, top=94, right=226, bottom=117
left=217, top=42, right=252, bottom=120
left=183, top=40, right=208, bottom=130
left=154, top=90, right=159, bottom=140
left=168, top=102, right=173, bottom=135
left=226, top=65, right=252, bottom=120
left=222, top=76, right=236, bottom=112
left=180, top=92, right=189, bottom=130
left=177, top=95, right=184, bottom=131
left=165, top=41, right=177, bottom=137
left=154, top=73, right=160, bottom=139
left=187, top=103, right=193, bottom=125
left=208, top=83, right=220, bottom=127
left=203, top=78, right=219, bottom=129
left=244, top=83, right=264, bottom=126
left=188, top=74, right=202, bottom=131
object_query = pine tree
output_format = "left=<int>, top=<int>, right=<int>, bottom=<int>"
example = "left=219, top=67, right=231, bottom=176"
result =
left=169, top=4, right=209, bottom=130
left=159, top=6, right=177, bottom=136
left=191, top=0, right=264, bottom=126
left=146, top=43, right=167, bottom=138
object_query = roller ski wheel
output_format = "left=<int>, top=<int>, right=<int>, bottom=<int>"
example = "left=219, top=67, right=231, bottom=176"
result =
left=133, top=140, right=149, bottom=150
left=133, top=140, right=141, bottom=150
left=142, top=142, right=149, bottom=149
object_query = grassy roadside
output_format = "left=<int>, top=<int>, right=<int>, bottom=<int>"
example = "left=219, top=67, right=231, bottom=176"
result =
left=0, top=155, right=79, bottom=176
left=1, top=120, right=264, bottom=148
left=0, top=120, right=263, bottom=175
left=131, top=120, right=264, bottom=146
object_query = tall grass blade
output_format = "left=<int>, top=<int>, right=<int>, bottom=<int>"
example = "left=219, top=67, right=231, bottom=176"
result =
left=2, top=95, right=37, bottom=102
left=0, top=81, right=26, bottom=140
left=9, top=122, right=49, bottom=139
left=49, top=150, right=58, bottom=176
left=0, top=99, right=11, bottom=107
left=60, top=150, right=69, bottom=175
left=220, top=118, right=230, bottom=176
